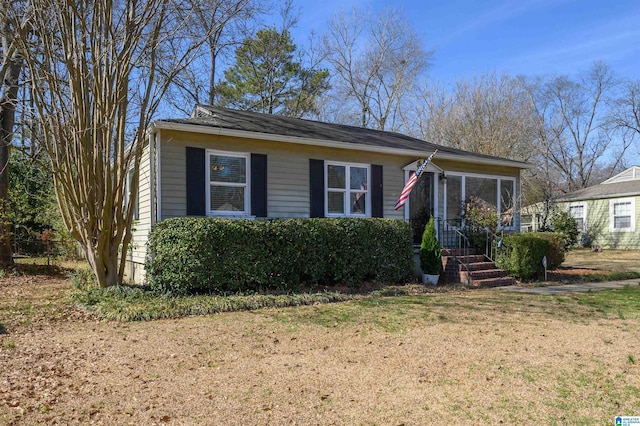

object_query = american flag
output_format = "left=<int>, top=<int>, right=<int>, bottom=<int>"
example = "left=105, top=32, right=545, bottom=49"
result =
left=394, top=149, right=438, bottom=210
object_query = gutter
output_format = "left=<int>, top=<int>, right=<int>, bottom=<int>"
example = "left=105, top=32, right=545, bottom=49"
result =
left=149, top=121, right=533, bottom=170
left=557, top=191, right=640, bottom=202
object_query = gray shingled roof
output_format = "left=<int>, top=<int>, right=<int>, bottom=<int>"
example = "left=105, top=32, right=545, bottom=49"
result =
left=557, top=179, right=640, bottom=201
left=158, top=105, right=530, bottom=168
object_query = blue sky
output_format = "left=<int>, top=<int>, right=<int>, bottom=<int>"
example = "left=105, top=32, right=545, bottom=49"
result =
left=293, top=0, right=640, bottom=85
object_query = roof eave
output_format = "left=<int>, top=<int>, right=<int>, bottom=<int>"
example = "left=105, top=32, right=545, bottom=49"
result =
left=557, top=191, right=640, bottom=202
left=150, top=120, right=533, bottom=170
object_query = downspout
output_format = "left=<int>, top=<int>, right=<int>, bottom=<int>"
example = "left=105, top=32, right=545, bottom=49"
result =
left=149, top=128, right=156, bottom=227
left=155, top=130, right=162, bottom=224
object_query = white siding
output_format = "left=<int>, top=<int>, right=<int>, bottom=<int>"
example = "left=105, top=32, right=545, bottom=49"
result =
left=125, top=142, right=152, bottom=283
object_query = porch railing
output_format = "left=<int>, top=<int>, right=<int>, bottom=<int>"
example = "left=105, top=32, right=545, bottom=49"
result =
left=432, top=217, right=512, bottom=280
left=453, top=228, right=471, bottom=286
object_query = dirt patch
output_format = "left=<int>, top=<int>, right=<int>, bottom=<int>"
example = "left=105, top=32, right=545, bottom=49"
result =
left=2, top=272, right=639, bottom=425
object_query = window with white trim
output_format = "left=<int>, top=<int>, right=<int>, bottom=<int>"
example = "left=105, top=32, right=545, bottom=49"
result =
left=206, top=150, right=250, bottom=215
left=568, top=202, right=586, bottom=231
left=610, top=198, right=635, bottom=232
left=326, top=162, right=370, bottom=217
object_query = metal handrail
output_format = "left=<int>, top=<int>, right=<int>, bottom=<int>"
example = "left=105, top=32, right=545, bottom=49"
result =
left=481, top=227, right=512, bottom=269
left=453, top=228, right=471, bottom=286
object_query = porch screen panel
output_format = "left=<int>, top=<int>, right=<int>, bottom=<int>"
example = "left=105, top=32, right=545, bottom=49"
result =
left=446, top=175, right=462, bottom=223
left=500, top=179, right=515, bottom=227
left=465, top=177, right=497, bottom=210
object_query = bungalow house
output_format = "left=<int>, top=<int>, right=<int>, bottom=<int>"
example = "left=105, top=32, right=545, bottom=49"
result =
left=126, top=105, right=531, bottom=283
left=556, top=166, right=640, bottom=249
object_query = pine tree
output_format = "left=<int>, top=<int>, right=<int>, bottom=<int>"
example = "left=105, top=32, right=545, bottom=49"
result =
left=217, top=27, right=329, bottom=118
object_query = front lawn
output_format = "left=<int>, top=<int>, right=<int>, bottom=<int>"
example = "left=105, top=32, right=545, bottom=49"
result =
left=2, top=270, right=640, bottom=425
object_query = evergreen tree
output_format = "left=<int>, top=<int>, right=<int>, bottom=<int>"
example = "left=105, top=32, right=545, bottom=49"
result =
left=217, top=27, right=329, bottom=117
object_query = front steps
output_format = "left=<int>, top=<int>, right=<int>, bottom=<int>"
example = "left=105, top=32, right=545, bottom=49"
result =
left=441, top=249, right=515, bottom=288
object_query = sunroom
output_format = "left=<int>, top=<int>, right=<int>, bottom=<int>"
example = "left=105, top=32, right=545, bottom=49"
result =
left=401, top=159, right=520, bottom=245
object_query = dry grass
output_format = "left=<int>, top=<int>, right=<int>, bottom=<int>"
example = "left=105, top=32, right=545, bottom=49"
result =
left=563, top=248, right=640, bottom=272
left=2, top=270, right=640, bottom=425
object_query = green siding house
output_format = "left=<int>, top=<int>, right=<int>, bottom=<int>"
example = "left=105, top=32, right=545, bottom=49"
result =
left=557, top=166, right=640, bottom=249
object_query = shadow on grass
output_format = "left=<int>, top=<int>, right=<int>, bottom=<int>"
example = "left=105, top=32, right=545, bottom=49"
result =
left=71, top=282, right=470, bottom=322
left=70, top=282, right=640, bottom=327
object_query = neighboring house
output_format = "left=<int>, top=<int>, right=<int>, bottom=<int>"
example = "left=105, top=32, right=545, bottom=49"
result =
left=125, top=105, right=531, bottom=283
left=554, top=166, right=640, bottom=249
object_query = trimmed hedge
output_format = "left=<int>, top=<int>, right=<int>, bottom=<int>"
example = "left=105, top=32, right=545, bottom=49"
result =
left=496, top=233, right=552, bottom=280
left=535, top=232, right=565, bottom=269
left=146, top=217, right=414, bottom=295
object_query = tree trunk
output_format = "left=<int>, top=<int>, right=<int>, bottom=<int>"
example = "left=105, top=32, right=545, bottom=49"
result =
left=84, top=241, right=121, bottom=288
left=0, top=58, right=22, bottom=267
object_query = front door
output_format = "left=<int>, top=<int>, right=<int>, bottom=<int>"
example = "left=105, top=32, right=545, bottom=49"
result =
left=409, top=173, right=433, bottom=244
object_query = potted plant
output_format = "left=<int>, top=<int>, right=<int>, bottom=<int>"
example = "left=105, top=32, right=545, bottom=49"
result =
left=420, top=217, right=442, bottom=285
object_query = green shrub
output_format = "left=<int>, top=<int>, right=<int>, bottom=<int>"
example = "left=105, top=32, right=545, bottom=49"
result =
left=420, top=217, right=442, bottom=274
left=146, top=218, right=414, bottom=295
left=68, top=268, right=96, bottom=291
left=535, top=232, right=565, bottom=269
left=496, top=233, right=552, bottom=280
left=551, top=210, right=579, bottom=250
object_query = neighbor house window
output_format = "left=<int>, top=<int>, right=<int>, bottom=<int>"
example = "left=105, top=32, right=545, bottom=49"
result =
left=326, top=162, right=369, bottom=217
left=610, top=198, right=635, bottom=232
left=568, top=202, right=586, bottom=231
left=206, top=150, right=250, bottom=215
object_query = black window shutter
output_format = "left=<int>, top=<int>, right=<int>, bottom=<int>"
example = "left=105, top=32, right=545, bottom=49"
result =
left=371, top=164, right=383, bottom=218
left=309, top=159, right=325, bottom=218
left=251, top=153, right=267, bottom=217
left=186, top=147, right=206, bottom=216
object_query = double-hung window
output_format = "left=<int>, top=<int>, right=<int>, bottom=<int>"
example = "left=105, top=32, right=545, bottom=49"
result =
left=206, top=150, right=250, bottom=215
left=568, top=202, right=586, bottom=231
left=326, top=162, right=370, bottom=217
left=610, top=198, right=635, bottom=232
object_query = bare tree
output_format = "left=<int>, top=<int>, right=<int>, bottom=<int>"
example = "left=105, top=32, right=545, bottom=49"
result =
left=611, top=78, right=640, bottom=155
left=0, top=0, right=32, bottom=266
left=20, top=0, right=210, bottom=287
left=409, top=73, right=537, bottom=161
left=164, top=0, right=266, bottom=115
left=322, top=6, right=432, bottom=131
left=532, top=61, right=624, bottom=192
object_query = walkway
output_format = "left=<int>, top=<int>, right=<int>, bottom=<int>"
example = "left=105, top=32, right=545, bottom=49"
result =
left=495, top=279, right=640, bottom=295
